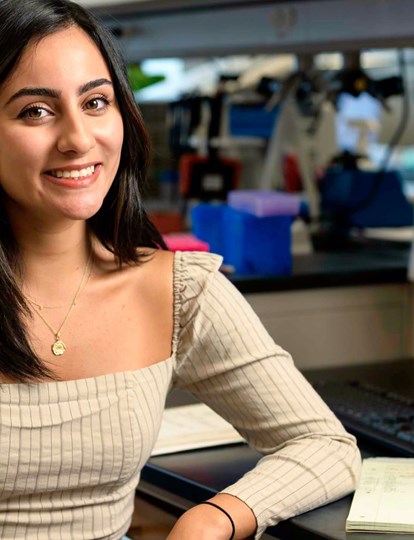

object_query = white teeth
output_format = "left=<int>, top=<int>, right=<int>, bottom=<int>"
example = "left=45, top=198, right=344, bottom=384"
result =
left=49, top=165, right=95, bottom=179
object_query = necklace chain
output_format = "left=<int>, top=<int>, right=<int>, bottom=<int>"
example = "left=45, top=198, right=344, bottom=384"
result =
left=27, top=301, right=72, bottom=310
left=25, top=275, right=90, bottom=310
left=25, top=252, right=93, bottom=356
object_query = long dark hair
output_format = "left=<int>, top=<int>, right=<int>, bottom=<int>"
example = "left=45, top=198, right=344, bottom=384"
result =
left=0, top=0, right=167, bottom=382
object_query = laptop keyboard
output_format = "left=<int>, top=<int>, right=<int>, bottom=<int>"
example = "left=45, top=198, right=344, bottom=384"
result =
left=313, top=380, right=414, bottom=456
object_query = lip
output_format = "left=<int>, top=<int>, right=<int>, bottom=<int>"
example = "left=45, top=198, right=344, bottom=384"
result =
left=43, top=163, right=102, bottom=189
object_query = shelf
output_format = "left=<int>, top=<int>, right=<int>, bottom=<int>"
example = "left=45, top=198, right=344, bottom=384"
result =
left=86, top=0, right=414, bottom=61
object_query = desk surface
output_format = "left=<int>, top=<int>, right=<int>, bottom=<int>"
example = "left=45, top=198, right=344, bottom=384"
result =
left=231, top=241, right=410, bottom=293
left=139, top=359, right=414, bottom=540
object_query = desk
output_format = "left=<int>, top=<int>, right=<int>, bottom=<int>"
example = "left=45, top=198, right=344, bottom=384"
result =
left=137, top=360, right=414, bottom=540
left=231, top=241, right=410, bottom=294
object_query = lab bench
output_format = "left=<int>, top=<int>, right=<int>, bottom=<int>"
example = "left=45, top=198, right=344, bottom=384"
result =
left=230, top=242, right=414, bottom=370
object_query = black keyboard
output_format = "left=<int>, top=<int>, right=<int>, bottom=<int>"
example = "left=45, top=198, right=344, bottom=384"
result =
left=313, top=380, right=414, bottom=456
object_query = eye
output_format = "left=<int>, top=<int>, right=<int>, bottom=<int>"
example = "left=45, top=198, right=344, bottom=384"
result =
left=84, top=96, right=110, bottom=112
left=18, top=106, right=52, bottom=120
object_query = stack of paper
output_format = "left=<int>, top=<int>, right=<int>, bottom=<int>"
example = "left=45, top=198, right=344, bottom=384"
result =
left=152, top=403, right=245, bottom=456
left=346, top=457, right=414, bottom=533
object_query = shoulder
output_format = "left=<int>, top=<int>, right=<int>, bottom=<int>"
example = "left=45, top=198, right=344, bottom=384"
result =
left=131, top=249, right=224, bottom=290
left=124, top=248, right=175, bottom=303
left=170, top=250, right=224, bottom=303
left=92, top=245, right=226, bottom=307
left=173, top=250, right=223, bottom=282
left=89, top=245, right=175, bottom=312
left=92, top=245, right=174, bottom=281
left=138, top=248, right=175, bottom=280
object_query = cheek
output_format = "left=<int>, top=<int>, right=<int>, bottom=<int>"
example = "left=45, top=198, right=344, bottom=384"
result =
left=0, top=129, right=42, bottom=172
left=100, top=110, right=124, bottom=153
left=0, top=131, right=25, bottom=185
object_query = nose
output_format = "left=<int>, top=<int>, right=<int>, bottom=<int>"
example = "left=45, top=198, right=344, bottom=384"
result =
left=56, top=110, right=96, bottom=155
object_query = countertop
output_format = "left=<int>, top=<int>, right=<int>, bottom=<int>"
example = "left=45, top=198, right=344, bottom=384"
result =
left=230, top=241, right=411, bottom=293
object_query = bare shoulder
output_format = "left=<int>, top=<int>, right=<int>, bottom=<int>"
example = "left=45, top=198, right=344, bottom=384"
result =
left=92, top=244, right=173, bottom=277
left=141, top=248, right=175, bottom=273
left=136, top=248, right=175, bottom=292
left=90, top=244, right=175, bottom=302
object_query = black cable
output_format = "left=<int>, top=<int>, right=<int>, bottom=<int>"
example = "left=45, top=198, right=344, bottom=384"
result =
left=380, top=49, right=410, bottom=171
left=349, top=48, right=409, bottom=212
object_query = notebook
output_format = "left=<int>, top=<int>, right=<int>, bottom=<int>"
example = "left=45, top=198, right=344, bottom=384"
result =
left=346, top=457, right=414, bottom=533
left=151, top=403, right=245, bottom=456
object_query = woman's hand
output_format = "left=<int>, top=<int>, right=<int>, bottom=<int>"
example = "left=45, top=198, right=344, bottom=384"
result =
left=166, top=493, right=257, bottom=540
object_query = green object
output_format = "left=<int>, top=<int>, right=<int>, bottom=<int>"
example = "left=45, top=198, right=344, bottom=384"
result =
left=127, top=64, right=165, bottom=92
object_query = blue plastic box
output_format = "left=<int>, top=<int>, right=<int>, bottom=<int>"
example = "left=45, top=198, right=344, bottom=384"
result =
left=191, top=204, right=292, bottom=276
left=190, top=203, right=227, bottom=258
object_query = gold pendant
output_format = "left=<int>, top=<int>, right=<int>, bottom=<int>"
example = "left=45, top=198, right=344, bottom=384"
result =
left=52, top=339, right=66, bottom=356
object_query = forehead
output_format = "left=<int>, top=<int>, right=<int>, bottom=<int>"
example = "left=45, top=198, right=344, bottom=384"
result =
left=3, top=26, right=111, bottom=93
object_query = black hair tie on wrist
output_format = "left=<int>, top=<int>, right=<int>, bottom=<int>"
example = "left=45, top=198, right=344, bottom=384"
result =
left=198, top=501, right=235, bottom=540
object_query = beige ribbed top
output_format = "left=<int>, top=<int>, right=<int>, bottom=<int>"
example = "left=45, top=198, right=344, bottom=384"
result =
left=0, top=251, right=360, bottom=540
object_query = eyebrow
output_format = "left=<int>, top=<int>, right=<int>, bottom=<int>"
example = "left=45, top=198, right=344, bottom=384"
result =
left=5, top=78, right=113, bottom=106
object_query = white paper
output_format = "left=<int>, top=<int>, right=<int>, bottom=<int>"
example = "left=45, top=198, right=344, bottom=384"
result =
left=346, top=457, right=414, bottom=533
left=151, top=403, right=245, bottom=456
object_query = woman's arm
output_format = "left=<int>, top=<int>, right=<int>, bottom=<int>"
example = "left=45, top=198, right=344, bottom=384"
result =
left=170, top=252, right=361, bottom=539
left=166, top=493, right=256, bottom=540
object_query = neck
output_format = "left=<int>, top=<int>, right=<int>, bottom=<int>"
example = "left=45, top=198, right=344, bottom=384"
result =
left=10, top=218, right=92, bottom=305
left=6, top=196, right=90, bottom=255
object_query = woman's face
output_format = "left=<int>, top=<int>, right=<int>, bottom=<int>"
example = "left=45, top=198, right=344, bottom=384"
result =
left=0, top=26, right=124, bottom=226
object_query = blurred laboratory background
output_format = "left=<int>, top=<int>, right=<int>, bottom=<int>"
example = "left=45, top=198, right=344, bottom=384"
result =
left=79, top=0, right=414, bottom=372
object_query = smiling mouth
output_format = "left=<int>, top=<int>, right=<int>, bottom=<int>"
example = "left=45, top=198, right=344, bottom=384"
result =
left=46, top=165, right=96, bottom=179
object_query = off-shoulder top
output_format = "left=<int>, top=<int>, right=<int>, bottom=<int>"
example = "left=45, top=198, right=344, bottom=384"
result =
left=0, top=251, right=360, bottom=539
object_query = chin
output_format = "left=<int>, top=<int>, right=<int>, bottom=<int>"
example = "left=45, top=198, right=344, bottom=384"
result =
left=59, top=197, right=106, bottom=221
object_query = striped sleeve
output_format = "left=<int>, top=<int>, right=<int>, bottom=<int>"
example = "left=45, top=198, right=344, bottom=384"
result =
left=172, top=251, right=361, bottom=539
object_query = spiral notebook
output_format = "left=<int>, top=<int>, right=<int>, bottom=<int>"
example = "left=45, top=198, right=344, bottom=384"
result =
left=346, top=457, right=414, bottom=533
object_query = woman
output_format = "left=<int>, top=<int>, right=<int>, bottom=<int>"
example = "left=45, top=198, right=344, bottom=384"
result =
left=0, top=0, right=360, bottom=539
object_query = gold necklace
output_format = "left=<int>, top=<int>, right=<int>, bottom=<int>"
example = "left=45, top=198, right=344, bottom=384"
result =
left=26, top=300, right=71, bottom=310
left=26, top=253, right=93, bottom=356
left=25, top=272, right=91, bottom=311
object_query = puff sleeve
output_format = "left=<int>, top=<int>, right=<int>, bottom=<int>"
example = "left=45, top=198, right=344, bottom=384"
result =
left=171, top=251, right=361, bottom=539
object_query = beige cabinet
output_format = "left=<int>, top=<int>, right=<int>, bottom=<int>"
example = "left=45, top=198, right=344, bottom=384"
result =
left=245, top=284, right=414, bottom=370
